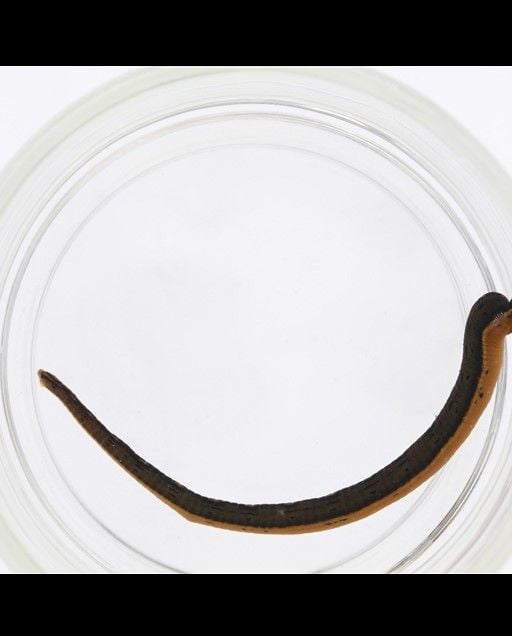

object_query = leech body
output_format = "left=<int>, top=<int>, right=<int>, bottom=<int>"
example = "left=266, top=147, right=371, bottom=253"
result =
left=38, top=292, right=512, bottom=534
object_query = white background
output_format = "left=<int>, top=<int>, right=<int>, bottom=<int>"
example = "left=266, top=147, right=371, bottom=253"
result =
left=0, top=66, right=511, bottom=573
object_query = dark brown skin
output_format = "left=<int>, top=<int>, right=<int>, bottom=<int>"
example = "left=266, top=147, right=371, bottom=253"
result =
left=38, top=292, right=512, bottom=534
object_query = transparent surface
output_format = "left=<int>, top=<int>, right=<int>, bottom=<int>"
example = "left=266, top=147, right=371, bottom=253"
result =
left=1, top=68, right=512, bottom=573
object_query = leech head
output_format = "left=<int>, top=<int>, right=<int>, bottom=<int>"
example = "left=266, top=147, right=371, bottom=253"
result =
left=466, top=293, right=512, bottom=334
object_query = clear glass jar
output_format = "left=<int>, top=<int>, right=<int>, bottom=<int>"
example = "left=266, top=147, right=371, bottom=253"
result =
left=1, top=67, right=512, bottom=573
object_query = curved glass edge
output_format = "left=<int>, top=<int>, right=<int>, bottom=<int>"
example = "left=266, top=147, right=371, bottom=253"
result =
left=1, top=67, right=512, bottom=217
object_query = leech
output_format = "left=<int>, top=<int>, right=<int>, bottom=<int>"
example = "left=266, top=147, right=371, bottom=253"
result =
left=38, top=292, right=512, bottom=534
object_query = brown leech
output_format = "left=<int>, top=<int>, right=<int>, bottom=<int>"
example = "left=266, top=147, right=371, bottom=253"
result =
left=39, top=292, right=512, bottom=534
